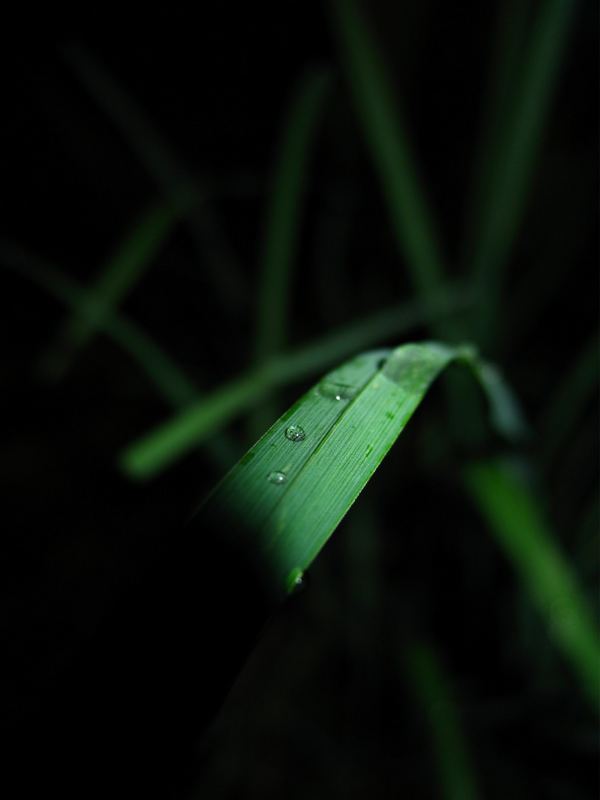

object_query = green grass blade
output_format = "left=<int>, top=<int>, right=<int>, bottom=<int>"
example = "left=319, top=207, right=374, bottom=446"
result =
left=470, top=0, right=577, bottom=342
left=39, top=202, right=178, bottom=380
left=312, top=175, right=358, bottom=326
left=0, top=242, right=196, bottom=408
left=405, top=640, right=478, bottom=800
left=540, top=335, right=598, bottom=468
left=119, top=288, right=472, bottom=479
left=280, top=285, right=471, bottom=384
left=463, top=459, right=600, bottom=708
left=1, top=242, right=240, bottom=471
left=176, top=343, right=516, bottom=596
left=461, top=0, right=531, bottom=270
left=330, top=0, right=450, bottom=329
left=330, top=0, right=484, bottom=443
left=252, top=68, right=330, bottom=433
left=65, top=43, right=244, bottom=306
left=254, top=68, right=330, bottom=362
left=466, top=357, right=529, bottom=443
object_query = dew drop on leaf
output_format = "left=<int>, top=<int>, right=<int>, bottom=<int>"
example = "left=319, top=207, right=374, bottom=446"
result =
left=268, top=470, right=287, bottom=485
left=285, top=424, right=306, bottom=442
left=287, top=567, right=308, bottom=593
left=318, top=381, right=356, bottom=401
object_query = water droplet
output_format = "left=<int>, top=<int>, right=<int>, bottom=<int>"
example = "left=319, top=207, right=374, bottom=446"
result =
left=382, top=344, right=439, bottom=389
left=318, top=381, right=356, bottom=401
left=285, top=424, right=306, bottom=442
left=268, top=470, right=287, bottom=485
left=287, top=567, right=308, bottom=593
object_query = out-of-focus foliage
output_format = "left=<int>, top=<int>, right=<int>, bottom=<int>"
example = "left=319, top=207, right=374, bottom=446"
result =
left=1, top=1, right=596, bottom=798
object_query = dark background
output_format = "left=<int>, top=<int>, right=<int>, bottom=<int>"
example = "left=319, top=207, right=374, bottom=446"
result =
left=1, top=3, right=598, bottom=798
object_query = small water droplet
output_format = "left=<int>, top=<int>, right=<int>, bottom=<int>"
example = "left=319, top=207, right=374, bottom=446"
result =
left=285, top=424, right=306, bottom=442
left=318, top=381, right=356, bottom=401
left=287, top=567, right=308, bottom=593
left=268, top=470, right=287, bottom=485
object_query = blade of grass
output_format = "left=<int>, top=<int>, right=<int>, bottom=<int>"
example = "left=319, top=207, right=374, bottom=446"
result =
left=329, top=0, right=453, bottom=335
left=38, top=201, right=179, bottom=381
left=0, top=242, right=238, bottom=470
left=65, top=43, right=244, bottom=308
left=254, top=68, right=331, bottom=362
left=468, top=0, right=577, bottom=344
left=405, top=640, right=479, bottom=800
left=118, top=287, right=473, bottom=478
left=461, top=0, right=531, bottom=271
left=251, top=68, right=331, bottom=434
left=540, top=334, right=598, bottom=468
left=189, top=342, right=518, bottom=597
left=550, top=413, right=598, bottom=534
left=313, top=174, right=358, bottom=327
left=330, top=0, right=494, bottom=449
left=1, top=242, right=195, bottom=408
left=463, top=459, right=600, bottom=708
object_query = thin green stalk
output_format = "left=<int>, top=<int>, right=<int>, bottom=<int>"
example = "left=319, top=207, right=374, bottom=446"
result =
left=330, top=0, right=491, bottom=449
left=39, top=202, right=179, bottom=381
left=469, top=0, right=577, bottom=344
left=461, top=0, right=531, bottom=271
left=405, top=641, right=479, bottom=800
left=122, top=368, right=272, bottom=479
left=254, top=68, right=331, bottom=361
left=550, top=414, right=598, bottom=534
left=119, top=288, right=471, bottom=478
left=464, top=459, right=600, bottom=708
left=540, top=335, right=598, bottom=468
left=1, top=242, right=195, bottom=408
left=251, top=68, right=331, bottom=433
left=65, top=43, right=244, bottom=307
left=279, top=285, right=470, bottom=383
left=0, top=242, right=238, bottom=471
left=330, top=0, right=453, bottom=336
left=313, top=175, right=358, bottom=327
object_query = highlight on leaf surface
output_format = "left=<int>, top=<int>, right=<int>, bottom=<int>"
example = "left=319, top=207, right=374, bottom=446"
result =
left=185, top=341, right=523, bottom=598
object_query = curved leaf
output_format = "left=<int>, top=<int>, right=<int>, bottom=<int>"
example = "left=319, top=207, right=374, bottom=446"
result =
left=195, top=341, right=519, bottom=596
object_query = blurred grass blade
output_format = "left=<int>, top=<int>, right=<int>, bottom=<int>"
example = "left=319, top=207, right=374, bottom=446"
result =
left=405, top=641, right=478, bottom=800
left=252, top=68, right=330, bottom=433
left=65, top=43, right=244, bottom=307
left=0, top=242, right=195, bottom=408
left=254, top=68, right=330, bottom=362
left=39, top=202, right=178, bottom=381
left=0, top=242, right=239, bottom=470
left=313, top=174, right=358, bottom=326
left=540, top=334, right=598, bottom=467
left=463, top=459, right=600, bottom=708
left=119, top=287, right=472, bottom=478
left=466, top=357, right=529, bottom=442
left=461, top=0, right=530, bottom=269
left=280, top=285, right=470, bottom=383
left=330, top=0, right=451, bottom=331
left=186, top=343, right=517, bottom=595
left=469, top=0, right=576, bottom=341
